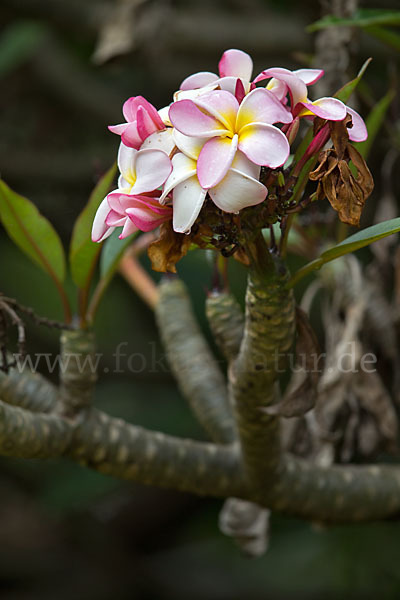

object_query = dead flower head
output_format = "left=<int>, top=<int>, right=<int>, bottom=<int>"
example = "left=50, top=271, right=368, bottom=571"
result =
left=309, top=115, right=374, bottom=226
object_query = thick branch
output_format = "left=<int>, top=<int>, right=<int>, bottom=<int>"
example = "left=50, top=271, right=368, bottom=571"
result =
left=0, top=368, right=56, bottom=413
left=0, top=391, right=244, bottom=498
left=230, top=257, right=295, bottom=495
left=156, top=278, right=236, bottom=444
left=264, top=455, right=400, bottom=523
left=0, top=398, right=73, bottom=457
left=58, top=329, right=97, bottom=417
left=3, top=370, right=400, bottom=522
left=206, top=291, right=244, bottom=363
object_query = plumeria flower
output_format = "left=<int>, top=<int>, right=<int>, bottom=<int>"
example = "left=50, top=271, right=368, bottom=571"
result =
left=254, top=67, right=367, bottom=142
left=108, top=96, right=167, bottom=149
left=160, top=150, right=267, bottom=234
left=177, top=49, right=254, bottom=102
left=103, top=193, right=172, bottom=238
left=169, top=88, right=292, bottom=190
left=92, top=144, right=172, bottom=242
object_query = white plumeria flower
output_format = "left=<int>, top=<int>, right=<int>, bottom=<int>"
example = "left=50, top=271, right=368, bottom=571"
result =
left=175, top=48, right=254, bottom=102
left=160, top=146, right=267, bottom=234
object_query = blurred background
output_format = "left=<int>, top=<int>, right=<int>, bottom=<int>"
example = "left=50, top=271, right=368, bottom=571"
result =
left=1, top=0, right=400, bottom=598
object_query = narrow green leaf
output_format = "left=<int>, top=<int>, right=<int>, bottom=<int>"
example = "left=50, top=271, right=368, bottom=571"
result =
left=307, top=9, right=400, bottom=32
left=288, top=218, right=400, bottom=287
left=334, top=58, right=372, bottom=103
left=0, top=179, right=66, bottom=284
left=364, top=25, right=400, bottom=51
left=69, top=162, right=117, bottom=289
left=354, top=90, right=395, bottom=159
left=86, top=229, right=139, bottom=322
left=100, top=228, right=139, bottom=280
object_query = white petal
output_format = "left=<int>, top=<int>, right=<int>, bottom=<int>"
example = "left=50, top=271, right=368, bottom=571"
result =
left=117, top=143, right=137, bottom=181
left=209, top=169, right=267, bottom=213
left=160, top=152, right=197, bottom=203
left=231, top=150, right=260, bottom=179
left=91, top=196, right=114, bottom=242
left=173, top=129, right=208, bottom=160
left=131, top=149, right=172, bottom=195
left=117, top=175, right=131, bottom=192
left=215, top=76, right=251, bottom=96
left=140, top=128, right=175, bottom=155
left=172, top=176, right=207, bottom=233
left=173, top=84, right=219, bottom=102
left=158, top=105, right=172, bottom=126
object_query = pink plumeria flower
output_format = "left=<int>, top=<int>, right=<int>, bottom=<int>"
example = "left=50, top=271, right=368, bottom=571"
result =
left=160, top=146, right=267, bottom=234
left=169, top=88, right=292, bottom=191
left=177, top=49, right=254, bottom=102
left=92, top=144, right=172, bottom=242
left=105, top=193, right=172, bottom=237
left=254, top=67, right=367, bottom=142
left=108, top=96, right=167, bottom=149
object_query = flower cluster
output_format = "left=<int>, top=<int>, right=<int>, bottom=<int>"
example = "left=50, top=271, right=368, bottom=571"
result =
left=92, top=49, right=368, bottom=245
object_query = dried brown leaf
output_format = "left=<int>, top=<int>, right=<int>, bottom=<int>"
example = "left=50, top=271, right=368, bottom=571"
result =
left=147, top=222, right=191, bottom=273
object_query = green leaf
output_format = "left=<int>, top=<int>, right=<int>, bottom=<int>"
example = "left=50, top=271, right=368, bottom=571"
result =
left=364, top=25, right=400, bottom=51
left=69, top=162, right=117, bottom=289
left=334, top=58, right=372, bottom=103
left=307, top=9, right=400, bottom=32
left=354, top=90, right=395, bottom=159
left=86, top=229, right=139, bottom=322
left=0, top=21, right=48, bottom=79
left=100, top=228, right=139, bottom=280
left=0, top=179, right=66, bottom=284
left=288, top=218, right=400, bottom=288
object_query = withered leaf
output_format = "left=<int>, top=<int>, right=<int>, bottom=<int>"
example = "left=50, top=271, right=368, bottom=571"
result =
left=147, top=222, right=191, bottom=273
left=309, top=116, right=374, bottom=226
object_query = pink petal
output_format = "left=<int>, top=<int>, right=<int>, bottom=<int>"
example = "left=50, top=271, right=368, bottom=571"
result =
left=136, top=106, right=159, bottom=142
left=107, top=192, right=124, bottom=214
left=131, top=149, right=172, bottom=195
left=298, top=97, right=347, bottom=121
left=218, top=49, right=253, bottom=81
left=210, top=168, right=267, bottom=212
left=121, top=123, right=142, bottom=149
left=238, top=123, right=290, bottom=168
left=160, top=152, right=197, bottom=203
left=108, top=123, right=129, bottom=136
left=235, top=78, right=246, bottom=104
left=194, top=90, right=239, bottom=131
left=293, top=69, right=324, bottom=85
left=92, top=196, right=114, bottom=242
left=197, top=134, right=238, bottom=189
left=169, top=99, right=227, bottom=137
left=254, top=68, right=307, bottom=106
left=346, top=106, right=368, bottom=142
left=123, top=96, right=164, bottom=129
left=126, top=202, right=172, bottom=233
left=119, top=218, right=138, bottom=239
left=172, top=176, right=207, bottom=233
left=180, top=71, right=219, bottom=91
left=236, top=88, right=292, bottom=131
left=105, top=209, right=125, bottom=227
